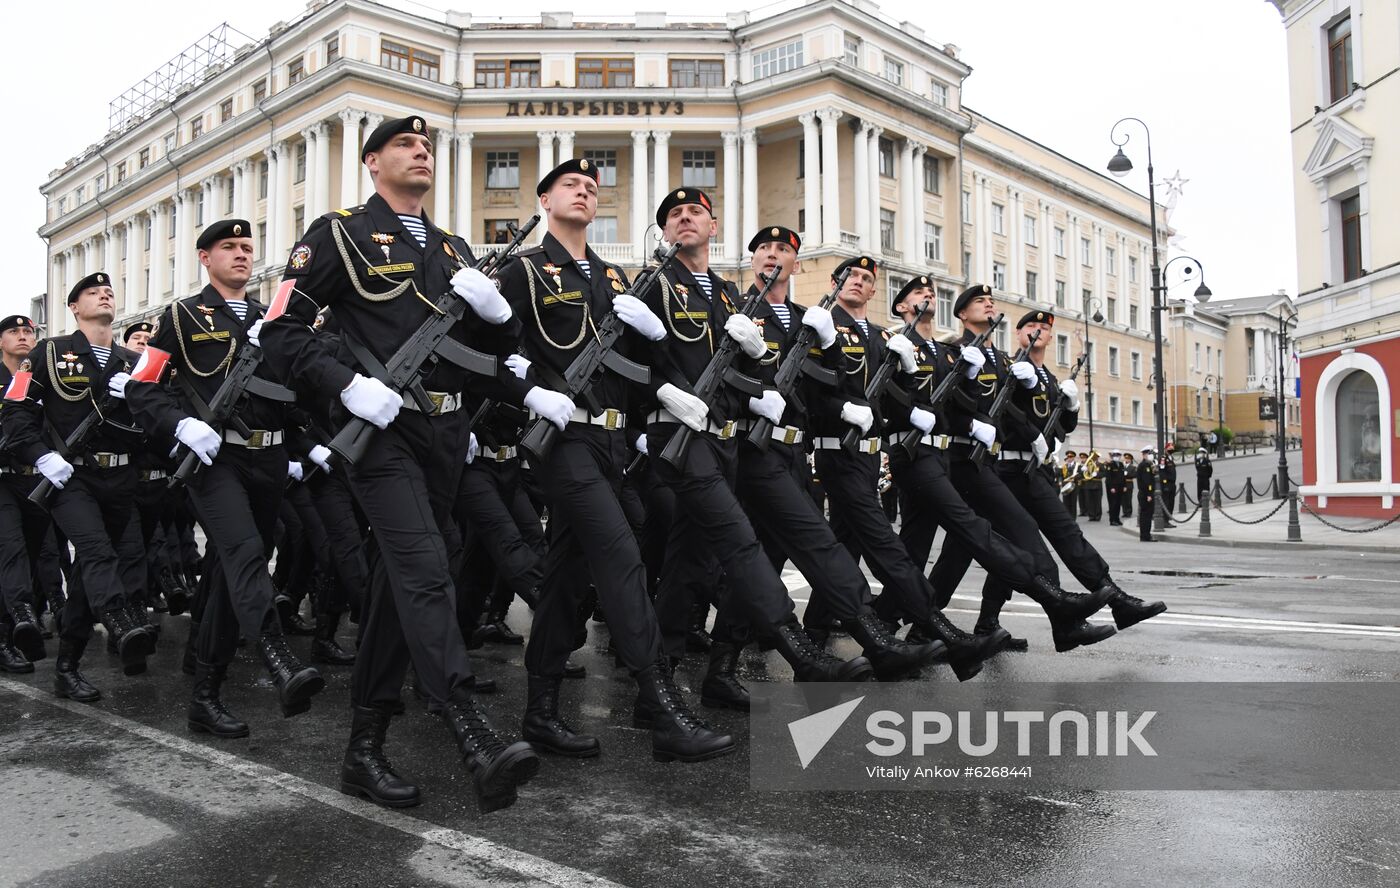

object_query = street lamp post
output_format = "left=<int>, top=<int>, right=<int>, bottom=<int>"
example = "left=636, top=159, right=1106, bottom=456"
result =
left=1201, top=373, right=1223, bottom=445
left=1275, top=307, right=1298, bottom=497
left=1081, top=296, right=1104, bottom=453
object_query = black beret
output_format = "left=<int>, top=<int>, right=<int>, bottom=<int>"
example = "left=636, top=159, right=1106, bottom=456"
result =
left=1016, top=309, right=1056, bottom=329
left=196, top=218, right=252, bottom=252
left=656, top=188, right=714, bottom=227
left=747, top=225, right=801, bottom=254
left=124, top=322, right=154, bottom=342
left=68, top=272, right=112, bottom=305
left=953, top=283, right=993, bottom=317
left=0, top=315, right=34, bottom=334
left=537, top=157, right=600, bottom=196
left=361, top=115, right=429, bottom=162
left=892, top=275, right=934, bottom=309
left=833, top=256, right=878, bottom=280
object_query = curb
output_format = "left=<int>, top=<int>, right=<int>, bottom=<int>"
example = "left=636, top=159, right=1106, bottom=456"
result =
left=1113, top=522, right=1400, bottom=555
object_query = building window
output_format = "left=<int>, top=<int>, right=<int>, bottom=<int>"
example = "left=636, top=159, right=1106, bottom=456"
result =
left=797, top=209, right=806, bottom=234
left=669, top=59, right=724, bottom=87
left=1108, top=345, right=1120, bottom=376
left=1336, top=370, right=1381, bottom=481
left=1195, top=391, right=1203, bottom=416
left=931, top=80, right=949, bottom=107
left=294, top=142, right=307, bottom=183
left=293, top=206, right=305, bottom=240
left=991, top=203, right=1004, bottom=235
left=1023, top=215, right=1037, bottom=246
left=194, top=190, right=204, bottom=227
left=287, top=57, right=305, bottom=85
left=486, top=151, right=519, bottom=189
left=884, top=57, right=904, bottom=86
left=681, top=150, right=716, bottom=187
left=225, top=176, right=234, bottom=214
left=164, top=132, right=176, bottom=156
left=878, top=138, right=894, bottom=177
left=995, top=324, right=1009, bottom=352
left=144, top=217, right=152, bottom=250
left=1056, top=333, right=1069, bottom=366
left=189, top=117, right=203, bottom=140
left=1130, top=304, right=1140, bottom=328
left=116, top=161, right=127, bottom=183
left=257, top=222, right=267, bottom=259
left=843, top=34, right=861, bottom=67
left=1025, top=270, right=1038, bottom=299
left=992, top=262, right=1006, bottom=291
left=258, top=160, right=268, bottom=198
left=925, top=223, right=942, bottom=262
left=886, top=276, right=909, bottom=314
left=1328, top=15, right=1353, bottom=104
left=936, top=287, right=953, bottom=329
left=139, top=148, right=150, bottom=169
left=253, top=79, right=267, bottom=103
left=381, top=39, right=440, bottom=81
left=1055, top=280, right=1066, bottom=308
left=168, top=207, right=176, bottom=238
left=1054, top=227, right=1065, bottom=257
left=1106, top=296, right=1116, bottom=323
left=1109, top=395, right=1121, bottom=423
left=752, top=39, right=803, bottom=79
left=1105, top=246, right=1116, bottom=275
left=577, top=57, right=633, bottom=88
left=961, top=190, right=971, bottom=219
left=922, top=155, right=940, bottom=194
left=325, top=34, right=340, bottom=63
left=582, top=150, right=617, bottom=187
left=587, top=216, right=620, bottom=244
left=476, top=59, right=541, bottom=89
left=220, top=98, right=233, bottom=123
left=1129, top=255, right=1139, bottom=283
left=879, top=209, right=896, bottom=251
left=1081, top=237, right=1092, bottom=265
left=1130, top=351, right=1142, bottom=380
left=483, top=219, right=513, bottom=243
left=1132, top=399, right=1143, bottom=426
left=1340, top=193, right=1362, bottom=281
left=1194, top=342, right=1201, bottom=369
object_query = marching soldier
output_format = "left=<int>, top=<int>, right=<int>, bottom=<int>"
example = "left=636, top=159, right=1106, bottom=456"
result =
left=0, top=314, right=48, bottom=669
left=1105, top=450, right=1126, bottom=526
left=263, top=115, right=540, bottom=811
left=1137, top=446, right=1158, bottom=542
left=3, top=272, right=153, bottom=698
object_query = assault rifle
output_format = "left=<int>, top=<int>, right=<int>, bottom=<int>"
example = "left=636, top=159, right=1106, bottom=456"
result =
left=839, top=298, right=934, bottom=452
left=968, top=328, right=1042, bottom=466
left=1024, top=349, right=1089, bottom=476
left=887, top=312, right=1004, bottom=459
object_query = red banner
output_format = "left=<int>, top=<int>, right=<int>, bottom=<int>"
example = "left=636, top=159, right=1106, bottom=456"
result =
left=130, top=347, right=172, bottom=383
left=2, top=371, right=31, bottom=401
left=266, top=279, right=296, bottom=322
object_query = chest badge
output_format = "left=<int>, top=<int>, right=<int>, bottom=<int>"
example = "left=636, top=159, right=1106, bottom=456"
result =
left=371, top=232, right=395, bottom=245
left=611, top=279, right=626, bottom=293
left=542, top=263, right=563, bottom=290
left=197, top=304, right=217, bottom=328
left=675, top=283, right=689, bottom=298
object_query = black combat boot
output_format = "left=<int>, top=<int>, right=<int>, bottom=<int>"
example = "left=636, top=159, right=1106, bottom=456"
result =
left=1103, top=580, right=1168, bottom=630
left=0, top=623, right=34, bottom=673
left=1052, top=617, right=1117, bottom=653
left=98, top=606, right=153, bottom=676
left=844, top=612, right=945, bottom=681
left=129, top=603, right=158, bottom=643
left=563, top=658, right=586, bottom=679
left=10, top=603, right=45, bottom=662
left=159, top=567, right=189, bottom=617
left=340, top=705, right=420, bottom=808
left=483, top=610, right=523, bottom=645
left=182, top=620, right=200, bottom=676
left=53, top=638, right=100, bottom=702
left=1019, top=575, right=1111, bottom=621
left=637, top=656, right=735, bottom=763
left=770, top=617, right=874, bottom=683
left=700, top=642, right=750, bottom=710
left=257, top=633, right=325, bottom=717
left=521, top=674, right=600, bottom=757
left=275, top=594, right=315, bottom=636
left=908, top=610, right=1008, bottom=682
left=974, top=596, right=1028, bottom=652
left=685, top=602, right=713, bottom=653
left=187, top=662, right=250, bottom=738
left=311, top=613, right=356, bottom=666
left=441, top=687, right=541, bottom=813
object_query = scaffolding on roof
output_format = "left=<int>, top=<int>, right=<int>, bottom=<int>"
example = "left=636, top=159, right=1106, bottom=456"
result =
left=107, top=23, right=256, bottom=138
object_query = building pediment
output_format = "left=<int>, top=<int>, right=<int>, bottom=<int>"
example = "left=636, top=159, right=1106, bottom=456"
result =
left=1303, top=116, right=1373, bottom=184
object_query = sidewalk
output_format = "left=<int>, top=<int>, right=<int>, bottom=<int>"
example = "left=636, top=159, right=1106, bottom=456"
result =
left=1116, top=497, right=1400, bottom=553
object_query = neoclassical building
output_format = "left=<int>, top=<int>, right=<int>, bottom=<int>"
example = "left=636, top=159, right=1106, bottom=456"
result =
left=39, top=0, right=1168, bottom=451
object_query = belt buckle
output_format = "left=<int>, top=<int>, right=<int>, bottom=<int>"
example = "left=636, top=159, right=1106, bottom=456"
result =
left=428, top=392, right=448, bottom=416
left=989, top=441, right=1002, bottom=456
left=247, top=430, right=267, bottom=449
left=861, top=438, right=878, bottom=455
left=494, top=447, right=510, bottom=460
left=780, top=427, right=799, bottom=445
left=95, top=453, right=113, bottom=469
left=600, top=408, right=622, bottom=431
left=718, top=420, right=737, bottom=440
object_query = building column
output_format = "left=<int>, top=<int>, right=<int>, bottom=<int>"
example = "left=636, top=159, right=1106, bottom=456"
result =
left=360, top=113, right=383, bottom=201
left=853, top=122, right=870, bottom=251
left=300, top=129, right=319, bottom=224
left=210, top=176, right=227, bottom=225
left=899, top=138, right=916, bottom=260
left=1067, top=214, right=1081, bottom=308
left=433, top=126, right=452, bottom=224
left=231, top=162, right=244, bottom=221
left=556, top=130, right=575, bottom=161
left=339, top=110, right=362, bottom=207
left=454, top=132, right=473, bottom=239
left=1043, top=202, right=1055, bottom=303
left=722, top=131, right=740, bottom=261
left=741, top=129, right=758, bottom=252
left=313, top=123, right=331, bottom=217
left=102, top=232, right=120, bottom=312
left=1253, top=327, right=1266, bottom=379
left=149, top=204, right=168, bottom=301
left=537, top=130, right=556, bottom=243
left=199, top=177, right=217, bottom=286
left=911, top=145, right=926, bottom=264
left=123, top=217, right=141, bottom=310
left=631, top=131, right=650, bottom=262
left=819, top=109, right=843, bottom=247
left=1095, top=223, right=1107, bottom=302
left=651, top=130, right=671, bottom=219
left=867, top=126, right=882, bottom=258
left=174, top=190, right=195, bottom=296
left=1008, top=190, right=1022, bottom=295
left=799, top=112, right=820, bottom=243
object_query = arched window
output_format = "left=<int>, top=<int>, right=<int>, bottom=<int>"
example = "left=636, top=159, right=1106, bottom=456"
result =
left=1336, top=370, right=1381, bottom=482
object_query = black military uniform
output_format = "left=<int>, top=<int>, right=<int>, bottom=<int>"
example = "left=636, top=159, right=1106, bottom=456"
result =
left=263, top=116, right=538, bottom=812
left=1194, top=448, right=1213, bottom=501
left=0, top=315, right=50, bottom=668
left=1080, top=452, right=1103, bottom=521
left=1137, top=448, right=1158, bottom=541
left=1060, top=453, right=1080, bottom=519
left=4, top=273, right=153, bottom=696
left=1105, top=451, right=1126, bottom=526
left=1161, top=445, right=1179, bottom=523
left=1121, top=457, right=1136, bottom=519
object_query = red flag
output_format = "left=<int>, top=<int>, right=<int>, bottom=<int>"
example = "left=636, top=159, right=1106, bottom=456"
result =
left=266, top=279, right=296, bottom=322
left=2, top=371, right=31, bottom=401
left=130, top=347, right=171, bottom=383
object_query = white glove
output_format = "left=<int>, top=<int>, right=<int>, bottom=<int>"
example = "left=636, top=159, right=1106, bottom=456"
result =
left=465, top=433, right=479, bottom=464
left=107, top=371, right=132, bottom=400
left=657, top=383, right=709, bottom=432
left=612, top=293, right=665, bottom=341
left=35, top=452, right=74, bottom=489
left=340, top=374, right=402, bottom=430
left=287, top=461, right=303, bottom=482
left=505, top=354, right=531, bottom=380
left=1032, top=434, right=1049, bottom=462
left=175, top=417, right=222, bottom=466
left=886, top=336, right=919, bottom=374
left=308, top=444, right=333, bottom=472
left=1059, top=378, right=1081, bottom=411
left=1011, top=361, right=1038, bottom=389
left=724, top=314, right=768, bottom=359
left=635, top=433, right=648, bottom=456
left=970, top=418, right=997, bottom=448
left=910, top=407, right=936, bottom=434
left=524, top=386, right=576, bottom=431
left=247, top=319, right=265, bottom=348
left=961, top=345, right=986, bottom=379
left=840, top=401, right=874, bottom=435
left=748, top=390, right=787, bottom=425
left=801, top=305, right=837, bottom=349
left=450, top=267, right=513, bottom=324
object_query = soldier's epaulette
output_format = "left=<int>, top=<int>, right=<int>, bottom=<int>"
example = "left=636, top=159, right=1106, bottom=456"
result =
left=513, top=245, right=546, bottom=259
left=323, top=205, right=367, bottom=219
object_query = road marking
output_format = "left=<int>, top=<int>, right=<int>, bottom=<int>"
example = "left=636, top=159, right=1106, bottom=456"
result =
left=0, top=678, right=625, bottom=888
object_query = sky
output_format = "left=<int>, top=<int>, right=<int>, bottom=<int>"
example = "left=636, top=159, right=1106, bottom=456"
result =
left=0, top=0, right=1296, bottom=318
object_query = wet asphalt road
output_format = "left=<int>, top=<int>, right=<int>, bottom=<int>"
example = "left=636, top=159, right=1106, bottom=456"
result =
left=2, top=521, right=1398, bottom=888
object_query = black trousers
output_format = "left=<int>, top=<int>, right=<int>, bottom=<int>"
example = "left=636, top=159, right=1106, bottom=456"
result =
left=1106, top=488, right=1123, bottom=524
left=525, top=426, right=663, bottom=677
left=0, top=472, right=48, bottom=619
left=454, top=455, right=543, bottom=634
left=1138, top=495, right=1154, bottom=541
left=1081, top=484, right=1102, bottom=520
left=738, top=440, right=870, bottom=630
left=1062, top=487, right=1078, bottom=519
left=278, top=482, right=339, bottom=615
left=46, top=465, right=143, bottom=643
left=132, top=476, right=177, bottom=603
left=650, top=425, right=795, bottom=660
left=185, top=445, right=286, bottom=666
left=308, top=466, right=366, bottom=619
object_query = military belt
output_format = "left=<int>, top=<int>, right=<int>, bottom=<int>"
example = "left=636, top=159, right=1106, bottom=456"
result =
left=949, top=435, right=1001, bottom=455
left=482, top=445, right=518, bottom=462
left=401, top=391, right=464, bottom=416
left=997, top=450, right=1036, bottom=461
left=139, top=469, right=168, bottom=482
left=70, top=452, right=130, bottom=468
left=647, top=409, right=736, bottom=440
left=567, top=407, right=627, bottom=430
left=223, top=429, right=285, bottom=449
left=812, top=436, right=880, bottom=455
left=883, top=433, right=950, bottom=451
left=734, top=419, right=804, bottom=446
left=0, top=465, right=36, bottom=475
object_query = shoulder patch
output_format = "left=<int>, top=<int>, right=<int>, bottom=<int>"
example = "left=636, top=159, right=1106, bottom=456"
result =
left=325, top=205, right=366, bottom=219
left=515, top=245, right=546, bottom=258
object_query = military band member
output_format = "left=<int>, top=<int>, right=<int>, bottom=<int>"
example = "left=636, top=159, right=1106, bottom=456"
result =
left=1079, top=450, right=1104, bottom=521
left=1137, top=446, right=1157, bottom=542
left=0, top=314, right=48, bottom=669
left=263, top=115, right=539, bottom=811
left=1060, top=451, right=1080, bottom=519
left=1105, top=450, right=1126, bottom=526
left=4, top=272, right=153, bottom=699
